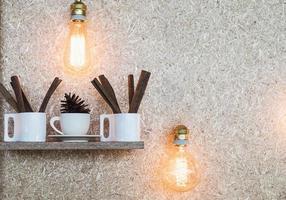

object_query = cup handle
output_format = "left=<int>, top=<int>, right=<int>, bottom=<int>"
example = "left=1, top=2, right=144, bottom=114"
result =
left=4, top=114, right=17, bottom=142
left=50, top=116, right=63, bottom=135
left=100, top=115, right=111, bottom=140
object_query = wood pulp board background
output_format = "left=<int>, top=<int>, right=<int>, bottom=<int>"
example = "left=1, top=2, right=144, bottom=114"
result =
left=0, top=0, right=286, bottom=199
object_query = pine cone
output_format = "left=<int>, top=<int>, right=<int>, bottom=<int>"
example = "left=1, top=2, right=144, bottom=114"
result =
left=61, top=93, right=90, bottom=113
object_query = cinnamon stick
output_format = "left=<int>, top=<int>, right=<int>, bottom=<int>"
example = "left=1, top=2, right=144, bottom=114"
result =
left=98, top=75, right=121, bottom=113
left=0, top=83, right=19, bottom=112
left=91, top=78, right=121, bottom=113
left=10, top=82, right=33, bottom=112
left=129, top=70, right=151, bottom=113
left=11, top=76, right=25, bottom=112
left=39, top=77, right=62, bottom=112
left=128, top=74, right=134, bottom=108
left=21, top=89, right=33, bottom=112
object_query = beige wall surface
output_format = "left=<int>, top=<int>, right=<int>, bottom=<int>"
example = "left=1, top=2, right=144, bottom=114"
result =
left=0, top=0, right=286, bottom=199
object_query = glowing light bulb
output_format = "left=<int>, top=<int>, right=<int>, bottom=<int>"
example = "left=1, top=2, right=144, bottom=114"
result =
left=64, top=0, right=91, bottom=74
left=161, top=125, right=200, bottom=192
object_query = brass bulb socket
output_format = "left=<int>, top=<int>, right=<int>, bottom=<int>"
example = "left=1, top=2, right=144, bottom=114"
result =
left=70, top=0, right=87, bottom=20
left=173, top=125, right=190, bottom=146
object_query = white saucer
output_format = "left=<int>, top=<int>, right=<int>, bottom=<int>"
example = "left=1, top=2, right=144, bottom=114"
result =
left=48, top=135, right=100, bottom=142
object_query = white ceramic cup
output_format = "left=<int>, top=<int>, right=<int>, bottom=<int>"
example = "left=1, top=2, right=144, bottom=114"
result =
left=100, top=113, right=140, bottom=142
left=50, top=113, right=90, bottom=135
left=4, top=112, right=46, bottom=142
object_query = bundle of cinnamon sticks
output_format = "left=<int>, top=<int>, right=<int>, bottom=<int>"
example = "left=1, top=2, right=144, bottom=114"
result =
left=91, top=70, right=151, bottom=113
left=0, top=76, right=62, bottom=112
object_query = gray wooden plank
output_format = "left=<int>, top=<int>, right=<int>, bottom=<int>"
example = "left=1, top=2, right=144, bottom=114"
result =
left=0, top=142, right=144, bottom=150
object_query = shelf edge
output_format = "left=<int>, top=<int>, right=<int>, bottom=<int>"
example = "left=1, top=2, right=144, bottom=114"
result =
left=0, top=142, right=144, bottom=150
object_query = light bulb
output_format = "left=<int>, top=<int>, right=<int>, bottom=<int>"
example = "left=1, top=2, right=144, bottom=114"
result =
left=161, top=125, right=200, bottom=192
left=64, top=0, right=91, bottom=74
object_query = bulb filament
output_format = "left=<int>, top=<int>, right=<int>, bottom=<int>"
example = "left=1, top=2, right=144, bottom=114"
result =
left=69, top=33, right=86, bottom=69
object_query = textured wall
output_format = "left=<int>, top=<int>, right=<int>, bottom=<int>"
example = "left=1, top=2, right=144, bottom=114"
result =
left=1, top=0, right=286, bottom=199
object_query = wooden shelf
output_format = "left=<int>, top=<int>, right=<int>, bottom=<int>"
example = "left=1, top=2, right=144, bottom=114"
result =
left=0, top=141, right=144, bottom=150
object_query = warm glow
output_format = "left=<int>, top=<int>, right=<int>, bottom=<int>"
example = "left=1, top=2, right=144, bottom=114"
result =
left=64, top=20, right=91, bottom=74
left=162, top=146, right=200, bottom=192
